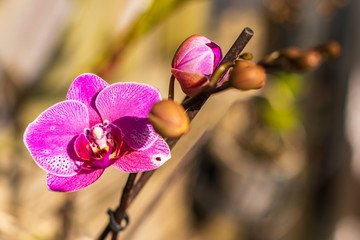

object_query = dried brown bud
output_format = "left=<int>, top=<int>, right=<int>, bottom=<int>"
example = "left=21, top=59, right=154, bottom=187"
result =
left=295, top=50, right=322, bottom=70
left=229, top=62, right=266, bottom=90
left=280, top=47, right=302, bottom=59
left=148, top=100, right=190, bottom=139
left=316, top=41, right=341, bottom=58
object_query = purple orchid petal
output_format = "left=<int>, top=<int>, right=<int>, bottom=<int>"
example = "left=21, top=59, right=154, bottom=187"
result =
left=91, top=144, right=113, bottom=169
left=46, top=168, right=104, bottom=192
left=74, top=133, right=92, bottom=160
left=96, top=82, right=161, bottom=150
left=172, top=35, right=212, bottom=67
left=176, top=45, right=214, bottom=76
left=113, top=117, right=158, bottom=150
left=108, top=123, right=124, bottom=158
left=24, top=100, right=88, bottom=176
left=67, top=73, right=109, bottom=126
left=171, top=68, right=209, bottom=96
left=206, top=42, right=223, bottom=72
left=112, top=137, right=171, bottom=173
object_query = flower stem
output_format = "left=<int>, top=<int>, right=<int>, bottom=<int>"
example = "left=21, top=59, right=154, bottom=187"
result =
left=208, top=62, right=233, bottom=87
left=97, top=27, right=254, bottom=240
left=168, top=75, right=175, bottom=100
left=97, top=173, right=137, bottom=240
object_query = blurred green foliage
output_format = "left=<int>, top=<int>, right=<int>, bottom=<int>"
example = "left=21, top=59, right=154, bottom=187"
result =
left=260, top=72, right=303, bottom=132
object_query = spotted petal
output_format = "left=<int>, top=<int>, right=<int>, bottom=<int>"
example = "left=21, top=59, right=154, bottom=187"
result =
left=46, top=168, right=104, bottom=192
left=96, top=83, right=161, bottom=150
left=112, top=137, right=171, bottom=172
left=24, top=101, right=88, bottom=176
left=67, top=73, right=109, bottom=126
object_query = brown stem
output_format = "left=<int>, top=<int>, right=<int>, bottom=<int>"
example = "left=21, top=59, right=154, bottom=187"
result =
left=168, top=75, right=175, bottom=100
left=124, top=131, right=211, bottom=239
left=97, top=173, right=137, bottom=240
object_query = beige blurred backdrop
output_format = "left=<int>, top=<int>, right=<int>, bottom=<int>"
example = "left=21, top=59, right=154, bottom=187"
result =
left=0, top=0, right=359, bottom=239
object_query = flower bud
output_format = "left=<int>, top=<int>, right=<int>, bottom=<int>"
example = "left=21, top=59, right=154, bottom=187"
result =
left=171, top=35, right=223, bottom=96
left=148, top=100, right=190, bottom=139
left=280, top=47, right=302, bottom=59
left=229, top=61, right=266, bottom=90
left=316, top=41, right=341, bottom=58
left=295, top=50, right=322, bottom=70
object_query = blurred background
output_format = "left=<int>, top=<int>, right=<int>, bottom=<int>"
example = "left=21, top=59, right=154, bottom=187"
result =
left=0, top=0, right=359, bottom=239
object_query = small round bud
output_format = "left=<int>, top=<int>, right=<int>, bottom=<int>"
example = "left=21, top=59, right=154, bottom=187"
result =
left=148, top=100, right=190, bottom=139
left=280, top=47, right=302, bottom=59
left=295, top=50, right=322, bottom=70
left=317, top=41, right=341, bottom=58
left=229, top=63, right=266, bottom=91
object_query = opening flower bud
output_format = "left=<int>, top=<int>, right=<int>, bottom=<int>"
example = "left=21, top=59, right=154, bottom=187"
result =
left=229, top=62, right=266, bottom=90
left=171, top=35, right=223, bottom=96
left=148, top=100, right=190, bottom=139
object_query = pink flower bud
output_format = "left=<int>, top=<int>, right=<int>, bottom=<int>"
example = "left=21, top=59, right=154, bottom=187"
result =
left=171, top=35, right=223, bottom=96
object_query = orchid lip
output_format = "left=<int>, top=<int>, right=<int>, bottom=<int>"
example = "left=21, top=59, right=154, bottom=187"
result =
left=75, top=122, right=123, bottom=169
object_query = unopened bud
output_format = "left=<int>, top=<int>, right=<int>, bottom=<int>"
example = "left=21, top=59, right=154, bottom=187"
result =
left=148, top=100, right=190, bottom=139
left=171, top=35, right=223, bottom=96
left=316, top=41, right=341, bottom=58
left=229, top=62, right=266, bottom=90
left=280, top=47, right=302, bottom=59
left=295, top=50, right=322, bottom=70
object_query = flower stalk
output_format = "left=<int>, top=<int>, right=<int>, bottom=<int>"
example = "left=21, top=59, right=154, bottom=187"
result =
left=97, top=27, right=254, bottom=240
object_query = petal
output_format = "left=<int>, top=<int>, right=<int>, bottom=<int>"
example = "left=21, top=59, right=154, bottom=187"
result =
left=172, top=35, right=212, bottom=67
left=24, top=100, right=88, bottom=176
left=171, top=68, right=209, bottom=96
left=113, top=117, right=158, bottom=150
left=91, top=144, right=113, bottom=169
left=206, top=41, right=223, bottom=72
left=46, top=168, right=104, bottom=192
left=74, top=133, right=92, bottom=160
left=112, top=137, right=171, bottom=173
left=67, top=73, right=109, bottom=126
left=96, top=82, right=161, bottom=150
left=176, top=45, right=215, bottom=76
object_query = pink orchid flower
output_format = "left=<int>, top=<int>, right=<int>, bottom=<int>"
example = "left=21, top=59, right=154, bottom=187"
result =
left=171, top=35, right=223, bottom=96
left=24, top=73, right=171, bottom=192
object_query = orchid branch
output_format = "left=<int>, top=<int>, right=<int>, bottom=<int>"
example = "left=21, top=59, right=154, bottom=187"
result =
left=97, top=27, right=254, bottom=240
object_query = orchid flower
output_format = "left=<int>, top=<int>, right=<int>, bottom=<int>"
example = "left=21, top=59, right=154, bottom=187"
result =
left=24, top=73, right=171, bottom=192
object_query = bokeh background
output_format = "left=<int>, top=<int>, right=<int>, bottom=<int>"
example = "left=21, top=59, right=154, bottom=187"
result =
left=0, top=0, right=360, bottom=239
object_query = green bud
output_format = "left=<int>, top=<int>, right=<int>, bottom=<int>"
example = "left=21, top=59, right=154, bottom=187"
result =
left=239, top=52, right=253, bottom=60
